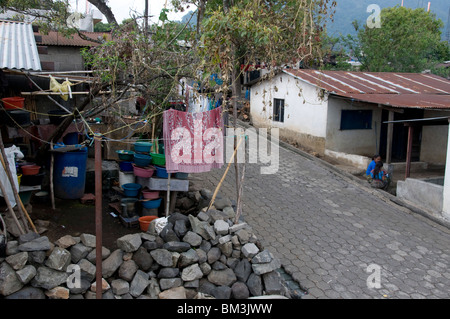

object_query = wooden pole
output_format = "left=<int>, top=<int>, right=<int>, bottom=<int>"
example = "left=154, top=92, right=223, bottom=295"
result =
left=50, top=142, right=55, bottom=210
left=165, top=174, right=171, bottom=217
left=208, top=137, right=244, bottom=211
left=94, top=134, right=103, bottom=299
left=386, top=110, right=394, bottom=164
left=0, top=132, right=31, bottom=233
left=405, top=125, right=414, bottom=179
left=0, top=177, right=25, bottom=235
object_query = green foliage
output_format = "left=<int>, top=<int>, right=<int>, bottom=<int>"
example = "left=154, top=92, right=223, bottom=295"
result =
left=345, top=6, right=450, bottom=73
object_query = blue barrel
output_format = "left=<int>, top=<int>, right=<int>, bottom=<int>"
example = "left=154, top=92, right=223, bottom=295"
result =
left=54, top=148, right=88, bottom=199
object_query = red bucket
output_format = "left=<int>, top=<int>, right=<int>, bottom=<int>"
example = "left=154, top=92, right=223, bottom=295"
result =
left=2, top=97, right=25, bottom=110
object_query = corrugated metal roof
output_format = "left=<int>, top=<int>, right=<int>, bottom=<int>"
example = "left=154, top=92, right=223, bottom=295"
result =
left=0, top=20, right=41, bottom=71
left=283, top=69, right=450, bottom=109
left=35, top=30, right=111, bottom=47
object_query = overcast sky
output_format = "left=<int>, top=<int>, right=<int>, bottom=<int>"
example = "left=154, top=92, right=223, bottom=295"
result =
left=70, top=0, right=188, bottom=24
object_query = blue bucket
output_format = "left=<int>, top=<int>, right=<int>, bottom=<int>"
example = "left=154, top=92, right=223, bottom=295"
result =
left=134, top=153, right=152, bottom=167
left=54, top=147, right=88, bottom=199
left=142, top=197, right=162, bottom=209
left=155, top=165, right=169, bottom=178
left=119, top=161, right=133, bottom=172
left=122, top=183, right=142, bottom=197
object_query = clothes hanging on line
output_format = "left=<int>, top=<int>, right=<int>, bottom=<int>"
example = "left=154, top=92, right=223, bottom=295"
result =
left=163, top=107, right=224, bottom=173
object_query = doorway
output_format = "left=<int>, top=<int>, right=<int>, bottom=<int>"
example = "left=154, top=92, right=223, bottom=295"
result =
left=379, top=108, right=423, bottom=162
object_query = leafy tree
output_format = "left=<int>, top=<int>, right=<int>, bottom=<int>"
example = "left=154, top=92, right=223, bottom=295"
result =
left=344, top=6, right=450, bottom=73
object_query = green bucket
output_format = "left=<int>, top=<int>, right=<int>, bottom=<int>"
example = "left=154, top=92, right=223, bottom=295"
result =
left=151, top=153, right=166, bottom=166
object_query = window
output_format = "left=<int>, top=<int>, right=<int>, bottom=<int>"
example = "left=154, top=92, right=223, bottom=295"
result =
left=340, top=110, right=372, bottom=130
left=273, top=98, right=285, bottom=123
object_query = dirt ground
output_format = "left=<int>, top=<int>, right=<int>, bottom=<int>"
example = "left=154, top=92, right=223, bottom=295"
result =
left=28, top=194, right=141, bottom=251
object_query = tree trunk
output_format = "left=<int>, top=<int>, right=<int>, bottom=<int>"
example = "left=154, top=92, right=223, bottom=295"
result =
left=88, top=0, right=118, bottom=25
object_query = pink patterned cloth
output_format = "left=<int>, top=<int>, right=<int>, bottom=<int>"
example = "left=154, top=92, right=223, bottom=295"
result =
left=163, top=107, right=224, bottom=173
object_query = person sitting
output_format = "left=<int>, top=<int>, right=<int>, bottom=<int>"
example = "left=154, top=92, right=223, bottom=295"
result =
left=369, top=161, right=390, bottom=190
left=366, top=154, right=382, bottom=178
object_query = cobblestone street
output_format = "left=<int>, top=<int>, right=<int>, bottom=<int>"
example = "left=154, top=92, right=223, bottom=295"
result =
left=193, top=132, right=450, bottom=299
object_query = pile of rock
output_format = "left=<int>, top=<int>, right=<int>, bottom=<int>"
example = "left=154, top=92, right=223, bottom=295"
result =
left=0, top=193, right=290, bottom=299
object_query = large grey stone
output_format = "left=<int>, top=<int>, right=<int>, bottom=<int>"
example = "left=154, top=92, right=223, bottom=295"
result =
left=178, top=249, right=199, bottom=268
left=160, top=278, right=183, bottom=290
left=5, top=252, right=28, bottom=270
left=163, top=241, right=191, bottom=253
left=102, top=249, right=124, bottom=278
left=77, top=259, right=96, bottom=282
left=111, top=279, right=130, bottom=295
left=251, top=250, right=274, bottom=264
left=182, top=231, right=203, bottom=247
left=158, top=268, right=180, bottom=278
left=231, top=281, right=249, bottom=299
left=55, top=235, right=77, bottom=249
left=132, top=246, right=153, bottom=271
left=18, top=236, right=51, bottom=252
left=160, top=223, right=180, bottom=243
left=207, top=268, right=237, bottom=286
left=70, top=243, right=92, bottom=263
left=246, top=273, right=263, bottom=296
left=212, top=285, right=232, bottom=299
left=207, top=247, right=221, bottom=264
left=189, top=215, right=215, bottom=240
left=31, top=266, right=68, bottom=290
left=117, top=234, right=142, bottom=252
left=150, top=249, right=173, bottom=267
left=181, top=263, right=203, bottom=281
left=214, top=220, right=230, bottom=235
left=16, top=265, right=36, bottom=285
left=4, top=286, right=45, bottom=299
left=234, top=259, right=252, bottom=282
left=241, top=243, right=259, bottom=259
left=251, top=258, right=281, bottom=275
left=129, top=270, right=149, bottom=297
left=118, top=260, right=138, bottom=282
left=262, top=271, right=283, bottom=295
left=45, top=247, right=71, bottom=271
left=80, top=233, right=96, bottom=248
left=0, top=262, right=23, bottom=296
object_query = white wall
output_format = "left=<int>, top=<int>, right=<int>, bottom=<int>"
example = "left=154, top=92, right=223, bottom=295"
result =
left=420, top=110, right=449, bottom=164
left=250, top=72, right=329, bottom=154
left=326, top=96, right=382, bottom=158
left=442, top=122, right=450, bottom=221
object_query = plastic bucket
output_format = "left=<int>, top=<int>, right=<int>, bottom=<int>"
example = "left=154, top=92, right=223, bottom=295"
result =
left=151, top=153, right=166, bottom=166
left=133, top=164, right=155, bottom=178
left=116, top=150, right=135, bottom=161
left=122, top=183, right=142, bottom=197
left=119, top=161, right=133, bottom=172
left=119, top=171, right=135, bottom=188
left=54, top=148, right=88, bottom=199
left=63, top=132, right=79, bottom=145
left=138, top=215, right=158, bottom=232
left=141, top=198, right=162, bottom=209
left=155, top=165, right=169, bottom=178
left=134, top=153, right=152, bottom=167
left=134, top=142, right=152, bottom=153
left=2, top=97, right=25, bottom=109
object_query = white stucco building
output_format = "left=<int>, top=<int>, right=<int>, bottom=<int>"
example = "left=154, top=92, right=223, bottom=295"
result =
left=249, top=69, right=450, bottom=220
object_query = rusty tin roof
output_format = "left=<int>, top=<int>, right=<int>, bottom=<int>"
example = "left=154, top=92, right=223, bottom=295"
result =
left=283, top=69, right=450, bottom=109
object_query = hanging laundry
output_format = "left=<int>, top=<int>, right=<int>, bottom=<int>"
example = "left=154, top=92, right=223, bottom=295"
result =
left=49, top=75, right=72, bottom=101
left=163, top=107, right=224, bottom=173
